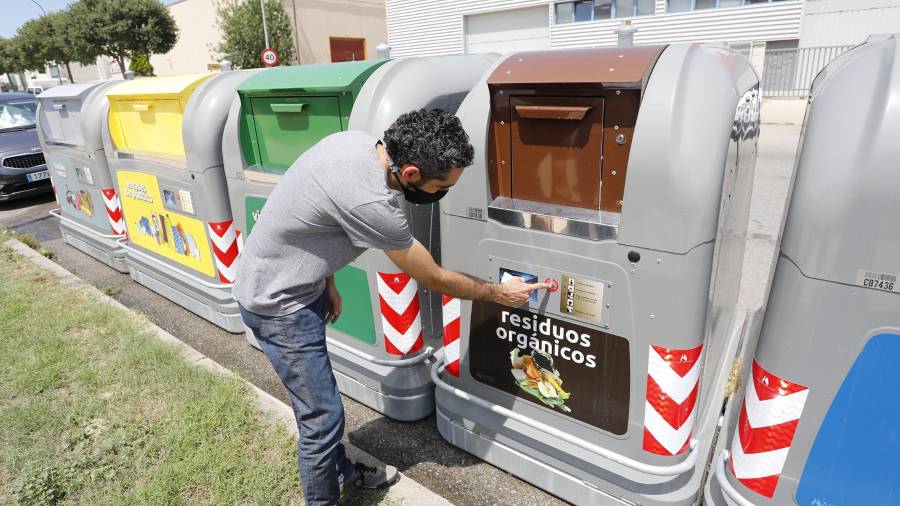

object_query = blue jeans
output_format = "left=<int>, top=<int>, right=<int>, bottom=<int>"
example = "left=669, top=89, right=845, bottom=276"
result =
left=240, top=291, right=353, bottom=506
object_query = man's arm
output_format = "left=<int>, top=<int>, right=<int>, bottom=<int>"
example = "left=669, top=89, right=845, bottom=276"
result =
left=384, top=240, right=550, bottom=307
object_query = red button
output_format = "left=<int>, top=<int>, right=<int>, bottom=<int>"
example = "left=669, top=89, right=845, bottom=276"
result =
left=545, top=278, right=559, bottom=292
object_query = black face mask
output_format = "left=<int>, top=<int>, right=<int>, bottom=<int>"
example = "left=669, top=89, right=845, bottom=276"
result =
left=392, top=170, right=448, bottom=205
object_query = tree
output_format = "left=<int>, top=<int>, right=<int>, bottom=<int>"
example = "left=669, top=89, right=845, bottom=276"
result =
left=129, top=53, right=155, bottom=76
left=12, top=18, right=50, bottom=74
left=47, top=9, right=100, bottom=82
left=70, top=0, right=178, bottom=76
left=216, top=0, right=295, bottom=69
left=10, top=10, right=94, bottom=84
left=0, top=38, right=26, bottom=89
left=3, top=36, right=30, bottom=89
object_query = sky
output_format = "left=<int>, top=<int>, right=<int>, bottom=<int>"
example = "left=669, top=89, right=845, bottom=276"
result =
left=4, top=0, right=74, bottom=38
left=3, top=0, right=172, bottom=39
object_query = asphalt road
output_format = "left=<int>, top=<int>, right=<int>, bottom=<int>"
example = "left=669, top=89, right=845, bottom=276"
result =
left=0, top=124, right=802, bottom=505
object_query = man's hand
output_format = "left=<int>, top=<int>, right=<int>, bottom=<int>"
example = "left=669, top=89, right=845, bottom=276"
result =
left=324, top=276, right=342, bottom=324
left=384, top=241, right=551, bottom=307
left=494, top=276, right=552, bottom=308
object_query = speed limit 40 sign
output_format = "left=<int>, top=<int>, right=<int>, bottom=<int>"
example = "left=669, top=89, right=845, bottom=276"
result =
left=260, top=47, right=279, bottom=67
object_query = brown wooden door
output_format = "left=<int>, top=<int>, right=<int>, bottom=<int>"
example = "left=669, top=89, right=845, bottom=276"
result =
left=330, top=37, right=366, bottom=62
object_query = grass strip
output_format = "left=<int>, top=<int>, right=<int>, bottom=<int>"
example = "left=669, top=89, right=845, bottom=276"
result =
left=0, top=242, right=304, bottom=505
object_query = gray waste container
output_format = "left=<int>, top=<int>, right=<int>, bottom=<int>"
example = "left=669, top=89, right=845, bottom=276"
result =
left=104, top=71, right=259, bottom=333
left=705, top=34, right=900, bottom=506
left=37, top=81, right=127, bottom=272
left=223, top=54, right=498, bottom=421
left=432, top=44, right=759, bottom=504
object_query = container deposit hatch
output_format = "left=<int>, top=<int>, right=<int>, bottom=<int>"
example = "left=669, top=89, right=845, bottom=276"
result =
left=37, top=81, right=128, bottom=272
left=706, top=34, right=900, bottom=506
left=433, top=44, right=761, bottom=505
left=224, top=54, right=498, bottom=421
left=105, top=71, right=259, bottom=333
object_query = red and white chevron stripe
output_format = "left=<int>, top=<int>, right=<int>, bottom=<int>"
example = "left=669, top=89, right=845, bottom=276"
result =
left=643, top=344, right=703, bottom=456
left=100, top=188, right=125, bottom=235
left=207, top=219, right=242, bottom=283
left=729, top=359, right=808, bottom=498
left=377, top=272, right=423, bottom=355
left=442, top=295, right=461, bottom=376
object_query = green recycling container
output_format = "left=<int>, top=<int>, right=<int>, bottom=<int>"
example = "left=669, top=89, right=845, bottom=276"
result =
left=223, top=55, right=499, bottom=421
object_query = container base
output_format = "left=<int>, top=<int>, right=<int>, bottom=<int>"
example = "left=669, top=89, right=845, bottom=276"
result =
left=59, top=221, right=128, bottom=273
left=245, top=324, right=434, bottom=421
left=332, top=367, right=434, bottom=422
left=435, top=408, right=635, bottom=506
left=124, top=257, right=244, bottom=333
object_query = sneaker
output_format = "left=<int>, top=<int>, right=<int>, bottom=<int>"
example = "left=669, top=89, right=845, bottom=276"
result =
left=343, top=461, right=399, bottom=490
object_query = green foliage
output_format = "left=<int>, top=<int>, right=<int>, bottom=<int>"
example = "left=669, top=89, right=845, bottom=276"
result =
left=47, top=9, right=99, bottom=67
left=0, top=38, right=24, bottom=75
left=11, top=18, right=49, bottom=72
left=215, top=0, right=295, bottom=69
left=101, top=286, right=122, bottom=296
left=11, top=462, right=78, bottom=504
left=129, top=53, right=155, bottom=76
left=9, top=10, right=92, bottom=81
left=70, top=0, right=179, bottom=75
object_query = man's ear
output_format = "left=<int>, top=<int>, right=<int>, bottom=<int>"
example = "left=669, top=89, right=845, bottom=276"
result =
left=400, top=164, right=422, bottom=183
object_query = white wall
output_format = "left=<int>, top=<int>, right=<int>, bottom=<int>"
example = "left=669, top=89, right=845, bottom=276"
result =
left=284, top=0, right=388, bottom=64
left=799, top=0, right=900, bottom=47
left=150, top=0, right=223, bottom=76
left=386, top=0, right=803, bottom=57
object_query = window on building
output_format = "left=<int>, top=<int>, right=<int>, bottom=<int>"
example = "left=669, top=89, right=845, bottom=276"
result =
left=49, top=65, right=60, bottom=79
left=667, top=0, right=789, bottom=13
left=637, top=0, right=655, bottom=15
left=574, top=0, right=593, bottom=21
left=594, top=0, right=612, bottom=19
left=556, top=1, right=574, bottom=22
left=555, top=0, right=656, bottom=23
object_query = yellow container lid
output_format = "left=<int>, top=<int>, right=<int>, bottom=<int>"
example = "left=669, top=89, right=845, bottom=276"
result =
left=106, top=73, right=214, bottom=100
left=107, top=73, right=215, bottom=161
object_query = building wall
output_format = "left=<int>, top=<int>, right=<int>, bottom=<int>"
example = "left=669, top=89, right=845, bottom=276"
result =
left=799, top=0, right=900, bottom=47
left=150, top=0, right=223, bottom=76
left=385, top=0, right=803, bottom=57
left=282, top=0, right=388, bottom=64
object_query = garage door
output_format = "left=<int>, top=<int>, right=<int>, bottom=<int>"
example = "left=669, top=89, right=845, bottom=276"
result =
left=464, top=6, right=550, bottom=54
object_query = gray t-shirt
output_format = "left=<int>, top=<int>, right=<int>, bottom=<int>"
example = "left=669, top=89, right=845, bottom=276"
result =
left=233, top=131, right=413, bottom=317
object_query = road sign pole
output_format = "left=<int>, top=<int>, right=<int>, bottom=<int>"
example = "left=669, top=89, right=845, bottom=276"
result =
left=260, top=0, right=270, bottom=49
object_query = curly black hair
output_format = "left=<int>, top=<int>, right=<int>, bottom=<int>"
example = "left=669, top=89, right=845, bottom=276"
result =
left=383, top=108, right=475, bottom=181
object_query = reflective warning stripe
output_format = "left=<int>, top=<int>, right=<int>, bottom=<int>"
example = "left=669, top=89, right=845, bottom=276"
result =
left=643, top=344, right=703, bottom=456
left=100, top=187, right=125, bottom=236
left=207, top=219, right=240, bottom=283
left=728, top=359, right=809, bottom=498
left=442, top=295, right=461, bottom=376
left=377, top=272, right=423, bottom=355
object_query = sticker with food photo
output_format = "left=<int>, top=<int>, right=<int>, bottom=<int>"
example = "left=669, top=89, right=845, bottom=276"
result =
left=510, top=348, right=571, bottom=412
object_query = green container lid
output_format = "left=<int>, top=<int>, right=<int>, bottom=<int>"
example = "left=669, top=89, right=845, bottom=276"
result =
left=237, top=60, right=389, bottom=174
left=237, top=60, right=388, bottom=95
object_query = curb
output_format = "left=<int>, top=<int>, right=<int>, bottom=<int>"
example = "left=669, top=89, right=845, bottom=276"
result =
left=4, top=238, right=452, bottom=506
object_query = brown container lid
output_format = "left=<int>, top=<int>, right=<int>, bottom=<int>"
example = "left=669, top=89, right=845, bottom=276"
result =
left=487, top=45, right=666, bottom=86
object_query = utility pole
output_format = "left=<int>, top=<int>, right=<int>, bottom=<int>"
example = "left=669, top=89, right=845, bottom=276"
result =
left=260, top=0, right=270, bottom=49
left=29, top=0, right=46, bottom=15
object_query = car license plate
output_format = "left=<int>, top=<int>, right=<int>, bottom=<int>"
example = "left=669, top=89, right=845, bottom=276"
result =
left=26, top=170, right=49, bottom=183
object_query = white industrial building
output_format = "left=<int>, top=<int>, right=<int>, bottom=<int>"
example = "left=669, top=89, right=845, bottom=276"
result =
left=385, top=0, right=806, bottom=57
left=385, top=0, right=900, bottom=107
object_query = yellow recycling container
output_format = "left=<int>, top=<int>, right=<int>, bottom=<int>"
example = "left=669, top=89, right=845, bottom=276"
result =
left=104, top=71, right=255, bottom=334
left=106, top=74, right=213, bottom=160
